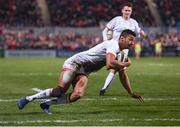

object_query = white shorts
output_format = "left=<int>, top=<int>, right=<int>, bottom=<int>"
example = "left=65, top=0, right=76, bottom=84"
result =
left=63, top=58, right=88, bottom=76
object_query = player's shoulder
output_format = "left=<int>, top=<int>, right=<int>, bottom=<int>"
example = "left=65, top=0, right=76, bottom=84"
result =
left=112, top=16, right=122, bottom=21
left=104, top=39, right=118, bottom=47
left=129, top=18, right=139, bottom=24
left=105, top=39, right=118, bottom=43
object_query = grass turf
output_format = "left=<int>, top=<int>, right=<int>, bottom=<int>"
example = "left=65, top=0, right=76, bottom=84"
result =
left=0, top=57, right=180, bottom=126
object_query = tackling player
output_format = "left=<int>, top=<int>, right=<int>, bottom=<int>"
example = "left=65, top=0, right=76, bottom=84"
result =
left=99, top=2, right=148, bottom=95
left=17, top=29, right=143, bottom=114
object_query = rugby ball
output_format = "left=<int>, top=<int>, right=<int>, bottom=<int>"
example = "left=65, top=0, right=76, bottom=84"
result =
left=117, top=51, right=128, bottom=62
left=117, top=51, right=128, bottom=70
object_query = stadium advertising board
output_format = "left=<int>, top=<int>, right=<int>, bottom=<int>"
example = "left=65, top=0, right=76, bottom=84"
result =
left=5, top=50, right=56, bottom=58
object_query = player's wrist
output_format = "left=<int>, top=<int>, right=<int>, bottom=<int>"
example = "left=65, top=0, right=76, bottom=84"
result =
left=124, top=61, right=131, bottom=67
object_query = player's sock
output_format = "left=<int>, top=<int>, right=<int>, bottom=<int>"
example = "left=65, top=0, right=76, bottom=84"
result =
left=26, top=88, right=53, bottom=101
left=101, top=72, right=115, bottom=90
left=44, top=93, right=70, bottom=105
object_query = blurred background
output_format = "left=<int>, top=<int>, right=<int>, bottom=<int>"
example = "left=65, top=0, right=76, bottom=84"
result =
left=0, top=1, right=180, bottom=126
left=0, top=0, right=179, bottom=58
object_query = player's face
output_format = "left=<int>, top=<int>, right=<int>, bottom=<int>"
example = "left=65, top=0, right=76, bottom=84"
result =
left=122, top=6, right=132, bottom=19
left=119, top=35, right=135, bottom=50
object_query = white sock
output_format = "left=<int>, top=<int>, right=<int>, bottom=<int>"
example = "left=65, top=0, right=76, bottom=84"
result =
left=26, top=88, right=53, bottom=101
left=45, top=94, right=70, bottom=105
left=101, top=72, right=115, bottom=90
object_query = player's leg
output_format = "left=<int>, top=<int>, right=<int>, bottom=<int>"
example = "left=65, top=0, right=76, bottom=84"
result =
left=28, top=70, right=74, bottom=100
left=99, top=69, right=116, bottom=95
left=17, top=69, right=75, bottom=110
left=51, top=69, right=75, bottom=97
left=70, top=75, right=88, bottom=102
left=40, top=75, right=88, bottom=114
left=42, top=75, right=88, bottom=105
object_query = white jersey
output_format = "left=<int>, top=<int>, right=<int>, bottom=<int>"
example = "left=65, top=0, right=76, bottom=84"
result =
left=63, top=39, right=119, bottom=75
left=106, top=16, right=141, bottom=41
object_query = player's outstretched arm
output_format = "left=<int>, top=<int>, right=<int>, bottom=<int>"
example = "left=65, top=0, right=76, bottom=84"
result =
left=118, top=70, right=144, bottom=102
left=130, top=92, right=144, bottom=102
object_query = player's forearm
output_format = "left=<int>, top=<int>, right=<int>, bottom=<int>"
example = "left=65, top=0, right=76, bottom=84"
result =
left=118, top=70, right=133, bottom=94
left=102, top=27, right=108, bottom=41
left=120, top=61, right=131, bottom=68
left=106, top=60, right=121, bottom=70
left=107, top=60, right=130, bottom=71
left=111, top=60, right=131, bottom=69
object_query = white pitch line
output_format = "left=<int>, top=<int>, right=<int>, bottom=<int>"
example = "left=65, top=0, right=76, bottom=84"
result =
left=0, top=72, right=59, bottom=76
left=0, top=87, right=178, bottom=102
left=137, top=72, right=180, bottom=76
left=30, top=87, right=180, bottom=101
left=0, top=97, right=179, bottom=102
left=130, top=118, right=180, bottom=122
left=0, top=118, right=180, bottom=124
left=0, top=99, right=18, bottom=102
left=1, top=72, right=180, bottom=77
left=81, top=97, right=180, bottom=101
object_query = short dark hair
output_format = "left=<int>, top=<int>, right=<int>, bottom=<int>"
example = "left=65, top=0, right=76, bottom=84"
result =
left=120, top=29, right=136, bottom=38
left=121, top=2, right=133, bottom=10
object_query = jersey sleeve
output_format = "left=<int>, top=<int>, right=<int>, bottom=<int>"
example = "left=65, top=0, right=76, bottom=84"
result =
left=134, top=20, right=141, bottom=38
left=106, top=17, right=117, bottom=30
left=106, top=40, right=118, bottom=57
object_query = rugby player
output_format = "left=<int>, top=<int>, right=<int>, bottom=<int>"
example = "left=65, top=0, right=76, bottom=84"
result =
left=17, top=29, right=143, bottom=114
left=99, top=2, right=147, bottom=95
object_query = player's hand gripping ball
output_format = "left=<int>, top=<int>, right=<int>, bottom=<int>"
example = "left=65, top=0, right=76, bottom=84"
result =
left=117, top=51, right=128, bottom=70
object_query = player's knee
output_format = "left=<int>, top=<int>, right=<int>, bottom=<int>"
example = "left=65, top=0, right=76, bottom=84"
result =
left=110, top=69, right=116, bottom=73
left=70, top=91, right=84, bottom=102
left=79, top=76, right=88, bottom=85
left=75, top=90, right=84, bottom=98
left=59, top=71, right=75, bottom=86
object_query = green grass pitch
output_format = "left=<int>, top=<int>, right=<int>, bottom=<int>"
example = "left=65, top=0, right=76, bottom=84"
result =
left=0, top=57, right=180, bottom=126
